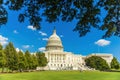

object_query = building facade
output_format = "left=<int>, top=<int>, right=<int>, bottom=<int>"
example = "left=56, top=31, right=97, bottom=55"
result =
left=44, top=29, right=113, bottom=70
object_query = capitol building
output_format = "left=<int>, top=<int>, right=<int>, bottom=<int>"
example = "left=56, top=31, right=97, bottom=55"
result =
left=43, top=29, right=113, bottom=70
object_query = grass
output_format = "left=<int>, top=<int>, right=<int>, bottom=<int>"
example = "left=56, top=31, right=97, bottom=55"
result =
left=0, top=71, right=120, bottom=80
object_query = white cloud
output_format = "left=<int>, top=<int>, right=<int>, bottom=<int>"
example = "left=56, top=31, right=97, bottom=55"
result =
left=42, top=38, right=48, bottom=41
left=38, top=47, right=45, bottom=52
left=16, top=48, right=23, bottom=52
left=22, top=45, right=30, bottom=49
left=39, top=31, right=47, bottom=36
left=60, top=35, right=63, bottom=38
left=16, top=48, right=20, bottom=52
left=22, top=45, right=34, bottom=49
left=13, top=30, right=18, bottom=34
left=95, top=39, right=111, bottom=46
left=27, top=25, right=36, bottom=31
left=0, top=35, right=8, bottom=46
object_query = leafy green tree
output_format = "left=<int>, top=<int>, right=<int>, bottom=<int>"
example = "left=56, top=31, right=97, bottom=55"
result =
left=0, top=44, right=6, bottom=72
left=0, top=0, right=120, bottom=38
left=4, top=42, right=18, bottom=72
left=85, top=56, right=110, bottom=71
left=25, top=50, right=33, bottom=70
left=111, top=57, right=119, bottom=69
left=36, top=52, right=47, bottom=67
left=31, top=54, right=38, bottom=70
left=18, top=51, right=27, bottom=72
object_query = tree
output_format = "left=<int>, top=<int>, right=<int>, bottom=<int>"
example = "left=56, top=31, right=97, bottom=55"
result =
left=25, top=50, right=33, bottom=70
left=31, top=54, right=38, bottom=70
left=18, top=50, right=27, bottom=72
left=0, top=44, right=6, bottom=73
left=111, top=57, right=119, bottom=69
left=36, top=52, right=47, bottom=67
left=85, top=56, right=110, bottom=71
left=4, top=42, right=18, bottom=72
left=0, top=0, right=120, bottom=38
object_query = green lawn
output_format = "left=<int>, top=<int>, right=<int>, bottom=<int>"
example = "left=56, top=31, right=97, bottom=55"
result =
left=0, top=71, right=119, bottom=80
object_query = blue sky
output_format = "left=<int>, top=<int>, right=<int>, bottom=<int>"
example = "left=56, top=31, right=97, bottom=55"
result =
left=0, top=9, right=120, bottom=61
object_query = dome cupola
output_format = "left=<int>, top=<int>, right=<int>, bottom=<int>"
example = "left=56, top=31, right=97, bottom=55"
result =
left=46, top=28, right=63, bottom=51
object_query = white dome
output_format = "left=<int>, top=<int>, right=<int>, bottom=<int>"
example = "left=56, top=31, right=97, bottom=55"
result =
left=46, top=29, right=63, bottom=51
